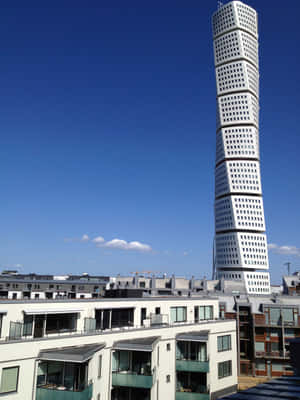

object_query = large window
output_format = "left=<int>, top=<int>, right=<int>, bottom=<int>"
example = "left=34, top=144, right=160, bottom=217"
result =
left=0, top=366, right=19, bottom=394
left=170, top=307, right=187, bottom=323
left=37, top=361, right=88, bottom=391
left=195, top=306, right=213, bottom=321
left=217, top=335, right=231, bottom=352
left=45, top=313, right=77, bottom=334
left=176, top=341, right=207, bottom=362
left=265, top=307, right=298, bottom=326
left=95, top=308, right=134, bottom=330
left=218, top=360, right=232, bottom=379
left=112, top=350, right=151, bottom=376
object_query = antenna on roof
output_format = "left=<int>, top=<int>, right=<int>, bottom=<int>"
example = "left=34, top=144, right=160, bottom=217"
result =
left=284, top=262, right=291, bottom=276
left=218, top=1, right=224, bottom=10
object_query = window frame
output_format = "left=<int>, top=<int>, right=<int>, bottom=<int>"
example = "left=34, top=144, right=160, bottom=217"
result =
left=218, top=360, right=232, bottom=379
left=0, top=366, right=20, bottom=394
left=217, top=335, right=232, bottom=352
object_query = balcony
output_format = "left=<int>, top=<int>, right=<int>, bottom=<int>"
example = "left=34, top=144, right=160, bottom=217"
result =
left=112, top=340, right=157, bottom=390
left=255, top=351, right=285, bottom=359
left=36, top=384, right=92, bottom=400
left=176, top=360, right=209, bottom=373
left=176, top=392, right=209, bottom=400
left=112, top=372, right=153, bottom=389
left=176, top=370, right=208, bottom=400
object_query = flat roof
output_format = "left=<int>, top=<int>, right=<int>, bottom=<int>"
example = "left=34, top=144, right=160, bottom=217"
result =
left=113, top=336, right=160, bottom=352
left=176, top=330, right=209, bottom=342
left=38, top=343, right=105, bottom=363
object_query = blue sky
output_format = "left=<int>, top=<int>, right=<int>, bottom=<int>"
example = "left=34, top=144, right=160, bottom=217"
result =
left=0, top=0, right=299, bottom=283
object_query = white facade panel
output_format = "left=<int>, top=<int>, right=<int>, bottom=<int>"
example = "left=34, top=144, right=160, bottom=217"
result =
left=217, top=92, right=259, bottom=129
left=216, top=60, right=259, bottom=97
left=216, top=126, right=259, bottom=164
left=215, top=160, right=262, bottom=198
left=215, top=231, right=269, bottom=271
left=212, top=1, right=258, bottom=39
left=214, top=30, right=258, bottom=68
left=215, top=195, right=265, bottom=233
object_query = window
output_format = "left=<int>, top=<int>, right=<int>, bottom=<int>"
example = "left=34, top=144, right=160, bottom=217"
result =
left=255, top=361, right=265, bottom=371
left=166, top=343, right=171, bottom=351
left=166, top=375, right=171, bottom=383
left=199, top=306, right=213, bottom=320
left=0, top=366, right=19, bottom=393
left=272, top=362, right=284, bottom=372
left=98, top=355, right=102, bottom=379
left=45, top=313, right=77, bottom=334
left=255, top=342, right=264, bottom=352
left=170, top=307, right=187, bottom=323
left=23, top=315, right=33, bottom=336
left=218, top=335, right=232, bottom=352
left=0, top=315, right=2, bottom=337
left=218, top=360, right=232, bottom=379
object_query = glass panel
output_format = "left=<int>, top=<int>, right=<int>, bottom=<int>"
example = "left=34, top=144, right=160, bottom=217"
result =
left=37, top=362, right=47, bottom=386
left=119, top=351, right=130, bottom=371
left=112, top=352, right=117, bottom=372
left=271, top=342, right=279, bottom=351
left=272, top=362, right=283, bottom=371
left=270, top=308, right=281, bottom=325
left=0, top=367, right=19, bottom=393
left=47, top=362, right=63, bottom=385
left=205, top=306, right=213, bottom=319
left=170, top=308, right=177, bottom=323
left=9, top=321, right=22, bottom=339
left=255, top=361, right=265, bottom=370
left=177, top=308, right=185, bottom=322
left=23, top=315, right=33, bottom=336
left=282, top=308, right=293, bottom=323
left=255, top=342, right=264, bottom=352
left=217, top=337, right=222, bottom=351
left=64, top=363, right=75, bottom=390
left=199, top=307, right=205, bottom=320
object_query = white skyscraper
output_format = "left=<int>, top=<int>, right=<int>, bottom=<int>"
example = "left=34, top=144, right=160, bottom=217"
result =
left=212, top=1, right=271, bottom=294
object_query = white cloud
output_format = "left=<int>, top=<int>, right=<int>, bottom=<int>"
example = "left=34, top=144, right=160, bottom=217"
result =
left=65, top=233, right=152, bottom=253
left=92, top=236, right=105, bottom=244
left=268, top=243, right=300, bottom=257
left=102, top=238, right=152, bottom=253
left=81, top=234, right=90, bottom=242
left=183, top=251, right=190, bottom=256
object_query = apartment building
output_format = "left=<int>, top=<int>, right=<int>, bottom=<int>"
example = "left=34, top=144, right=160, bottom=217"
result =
left=0, top=296, right=237, bottom=400
left=282, top=272, right=300, bottom=295
left=219, top=294, right=300, bottom=378
left=0, top=271, right=110, bottom=300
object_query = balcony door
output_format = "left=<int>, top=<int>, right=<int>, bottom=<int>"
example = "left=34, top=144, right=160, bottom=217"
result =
left=34, top=316, right=44, bottom=338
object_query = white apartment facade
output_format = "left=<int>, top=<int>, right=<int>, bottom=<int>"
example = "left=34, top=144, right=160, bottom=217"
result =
left=212, top=1, right=271, bottom=294
left=0, top=297, right=237, bottom=400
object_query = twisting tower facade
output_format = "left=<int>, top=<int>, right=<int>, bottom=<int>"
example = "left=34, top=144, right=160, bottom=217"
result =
left=212, top=1, right=270, bottom=294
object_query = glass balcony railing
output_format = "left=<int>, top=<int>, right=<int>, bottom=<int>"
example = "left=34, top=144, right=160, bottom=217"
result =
left=176, top=392, right=209, bottom=400
left=176, top=360, right=209, bottom=373
left=112, top=372, right=153, bottom=389
left=36, top=384, right=93, bottom=400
